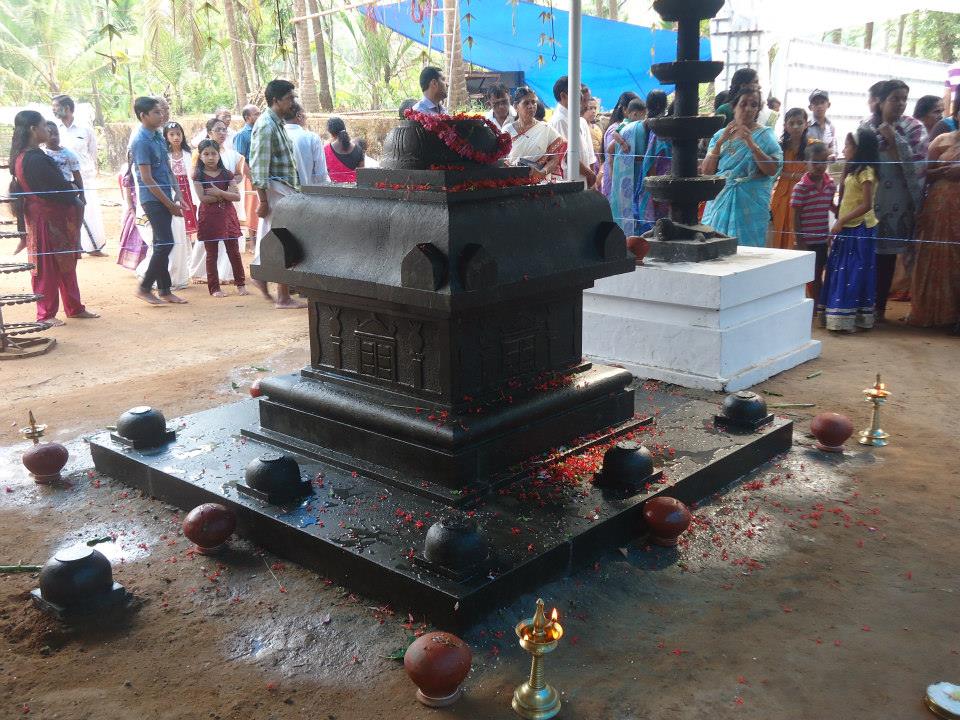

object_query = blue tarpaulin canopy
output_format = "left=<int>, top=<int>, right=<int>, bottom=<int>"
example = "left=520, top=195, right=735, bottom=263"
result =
left=364, top=0, right=712, bottom=108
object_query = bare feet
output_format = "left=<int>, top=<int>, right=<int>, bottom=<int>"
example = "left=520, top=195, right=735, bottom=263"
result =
left=249, top=278, right=272, bottom=300
left=160, top=293, right=188, bottom=304
left=87, top=250, right=108, bottom=257
left=42, top=317, right=65, bottom=327
left=275, top=298, right=306, bottom=309
left=135, top=290, right=165, bottom=305
left=211, top=290, right=227, bottom=298
left=68, top=310, right=100, bottom=319
left=236, top=286, right=250, bottom=296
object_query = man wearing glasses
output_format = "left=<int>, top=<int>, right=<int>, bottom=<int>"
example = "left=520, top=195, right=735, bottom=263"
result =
left=484, top=84, right=516, bottom=131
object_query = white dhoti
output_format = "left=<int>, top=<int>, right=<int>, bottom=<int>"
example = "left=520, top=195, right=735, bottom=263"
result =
left=79, top=179, right=106, bottom=252
left=253, top=181, right=296, bottom=266
left=136, top=214, right=193, bottom=290
left=188, top=237, right=236, bottom=285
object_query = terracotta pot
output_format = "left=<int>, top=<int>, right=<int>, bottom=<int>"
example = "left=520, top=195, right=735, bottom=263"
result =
left=38, top=546, right=114, bottom=607
left=626, top=235, right=650, bottom=265
left=404, top=631, right=472, bottom=707
left=22, top=442, right=69, bottom=484
left=249, top=379, right=262, bottom=398
left=810, top=412, right=854, bottom=452
left=642, top=496, right=692, bottom=547
left=182, top=503, right=237, bottom=553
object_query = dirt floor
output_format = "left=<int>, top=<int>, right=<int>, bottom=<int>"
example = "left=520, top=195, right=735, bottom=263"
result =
left=1, top=201, right=959, bottom=719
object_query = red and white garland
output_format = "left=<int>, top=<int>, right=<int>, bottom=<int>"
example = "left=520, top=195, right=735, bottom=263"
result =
left=403, top=108, right=512, bottom=164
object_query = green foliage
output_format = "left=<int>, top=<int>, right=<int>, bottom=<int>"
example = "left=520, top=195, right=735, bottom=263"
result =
left=840, top=11, right=960, bottom=63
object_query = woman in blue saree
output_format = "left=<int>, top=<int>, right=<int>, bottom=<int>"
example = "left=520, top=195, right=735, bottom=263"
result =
left=702, top=88, right=783, bottom=247
left=610, top=90, right=668, bottom=237
left=609, top=119, right=647, bottom=236
left=636, top=121, right=672, bottom=233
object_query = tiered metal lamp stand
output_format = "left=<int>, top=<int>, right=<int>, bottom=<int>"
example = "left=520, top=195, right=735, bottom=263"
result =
left=0, top=204, right=55, bottom=359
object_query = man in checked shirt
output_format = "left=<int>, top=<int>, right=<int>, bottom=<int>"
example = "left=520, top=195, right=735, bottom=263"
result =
left=249, top=78, right=305, bottom=309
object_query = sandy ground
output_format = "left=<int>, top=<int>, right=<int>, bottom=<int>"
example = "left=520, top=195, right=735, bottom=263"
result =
left=1, top=202, right=959, bottom=719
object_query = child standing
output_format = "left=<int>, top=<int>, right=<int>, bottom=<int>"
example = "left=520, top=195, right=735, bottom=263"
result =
left=790, top=142, right=836, bottom=302
left=769, top=108, right=809, bottom=249
left=42, top=121, right=88, bottom=253
left=116, top=150, right=147, bottom=271
left=192, top=139, right=247, bottom=297
left=818, top=129, right=880, bottom=332
left=43, top=122, right=83, bottom=188
left=163, top=122, right=198, bottom=236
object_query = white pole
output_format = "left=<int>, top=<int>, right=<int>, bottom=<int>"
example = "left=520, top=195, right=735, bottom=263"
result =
left=566, top=0, right=582, bottom=183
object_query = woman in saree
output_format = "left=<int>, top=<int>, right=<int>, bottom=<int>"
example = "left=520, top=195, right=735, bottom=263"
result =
left=9, top=110, right=98, bottom=325
left=505, top=87, right=565, bottom=182
left=860, top=79, right=926, bottom=322
left=324, top=117, right=365, bottom=183
left=908, top=127, right=960, bottom=331
left=598, top=91, right=638, bottom=197
left=701, top=88, right=783, bottom=247
left=636, top=98, right=673, bottom=234
left=610, top=90, right=668, bottom=236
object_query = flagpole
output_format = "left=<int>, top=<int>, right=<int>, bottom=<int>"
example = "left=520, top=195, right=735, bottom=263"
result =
left=566, top=0, right=582, bottom=183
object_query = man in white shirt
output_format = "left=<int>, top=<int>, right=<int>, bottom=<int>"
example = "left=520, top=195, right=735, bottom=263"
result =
left=52, top=95, right=106, bottom=255
left=284, top=103, right=330, bottom=186
left=412, top=66, right=447, bottom=115
left=547, top=77, right=597, bottom=187
left=484, top=84, right=516, bottom=131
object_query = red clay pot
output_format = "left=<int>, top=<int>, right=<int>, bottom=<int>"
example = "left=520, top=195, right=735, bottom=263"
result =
left=626, top=235, right=650, bottom=265
left=642, top=496, right=692, bottom=547
left=810, top=412, right=854, bottom=452
left=404, top=631, right=472, bottom=707
left=249, top=379, right=262, bottom=398
left=182, top=503, right=237, bottom=554
left=22, top=442, right=69, bottom=484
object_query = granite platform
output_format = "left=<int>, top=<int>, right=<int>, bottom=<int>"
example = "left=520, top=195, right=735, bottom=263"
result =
left=89, top=389, right=792, bottom=630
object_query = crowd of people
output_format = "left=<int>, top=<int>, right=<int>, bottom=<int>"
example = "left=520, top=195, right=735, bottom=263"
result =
left=7, top=64, right=960, bottom=336
left=7, top=79, right=367, bottom=322
left=465, top=66, right=959, bottom=335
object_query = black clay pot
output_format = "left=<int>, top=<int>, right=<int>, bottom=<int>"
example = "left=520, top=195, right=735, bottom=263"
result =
left=243, top=452, right=306, bottom=504
left=38, top=546, right=114, bottom=607
left=424, top=513, right=489, bottom=571
left=596, top=441, right=655, bottom=486
left=718, top=391, right=771, bottom=429
left=115, top=406, right=171, bottom=447
left=381, top=118, right=500, bottom=170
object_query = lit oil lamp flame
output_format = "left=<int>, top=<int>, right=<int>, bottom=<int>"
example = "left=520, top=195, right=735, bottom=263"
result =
left=547, top=608, right=562, bottom=639
left=863, top=373, right=891, bottom=399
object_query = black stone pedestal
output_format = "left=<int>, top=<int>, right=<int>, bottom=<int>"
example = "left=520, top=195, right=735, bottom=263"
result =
left=89, top=390, right=792, bottom=630
left=645, top=236, right=739, bottom=263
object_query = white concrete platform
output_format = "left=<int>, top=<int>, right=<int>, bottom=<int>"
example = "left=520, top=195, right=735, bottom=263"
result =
left=583, top=246, right=822, bottom=391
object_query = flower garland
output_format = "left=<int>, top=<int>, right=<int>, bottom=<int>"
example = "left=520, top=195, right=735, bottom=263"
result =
left=403, top=108, right=512, bottom=164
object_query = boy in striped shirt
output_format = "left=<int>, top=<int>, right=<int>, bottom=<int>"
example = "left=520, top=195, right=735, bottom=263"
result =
left=790, top=141, right=836, bottom=302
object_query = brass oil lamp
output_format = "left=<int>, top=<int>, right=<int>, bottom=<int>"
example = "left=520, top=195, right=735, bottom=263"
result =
left=858, top=374, right=891, bottom=447
left=513, top=598, right=563, bottom=719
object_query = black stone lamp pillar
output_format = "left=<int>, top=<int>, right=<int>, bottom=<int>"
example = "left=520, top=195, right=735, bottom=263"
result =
left=643, top=0, right=738, bottom=263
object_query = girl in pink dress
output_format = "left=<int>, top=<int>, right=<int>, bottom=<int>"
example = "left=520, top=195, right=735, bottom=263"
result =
left=163, top=122, right=198, bottom=236
left=116, top=151, right=147, bottom=270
